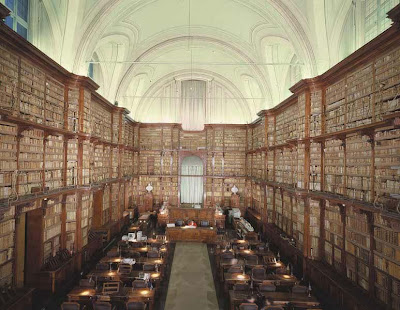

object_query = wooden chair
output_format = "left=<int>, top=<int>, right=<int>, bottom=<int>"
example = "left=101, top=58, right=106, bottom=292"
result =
left=291, top=285, right=308, bottom=294
left=156, top=234, right=166, bottom=242
left=258, top=281, right=276, bottom=292
left=227, top=265, right=243, bottom=274
left=107, top=248, right=119, bottom=257
left=233, top=283, right=250, bottom=292
left=102, top=282, right=120, bottom=295
left=263, top=255, right=276, bottom=265
left=275, top=267, right=287, bottom=275
left=221, top=251, right=235, bottom=260
left=132, top=280, right=147, bottom=289
left=79, top=278, right=95, bottom=287
left=96, top=262, right=109, bottom=270
left=245, top=255, right=258, bottom=267
left=238, top=302, right=258, bottom=310
left=93, top=301, right=116, bottom=310
left=118, top=263, right=132, bottom=274
left=147, top=251, right=160, bottom=258
left=126, top=301, right=147, bottom=310
left=251, top=266, right=266, bottom=285
left=143, top=263, right=156, bottom=271
left=129, top=251, right=141, bottom=259
left=61, top=302, right=80, bottom=310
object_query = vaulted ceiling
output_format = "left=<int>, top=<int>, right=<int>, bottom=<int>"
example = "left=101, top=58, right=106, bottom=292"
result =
left=29, top=0, right=397, bottom=124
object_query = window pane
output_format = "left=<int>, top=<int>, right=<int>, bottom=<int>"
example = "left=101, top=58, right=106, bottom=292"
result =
left=5, top=0, right=15, bottom=10
left=88, top=63, right=94, bottom=79
left=17, top=0, right=29, bottom=22
left=17, top=23, right=27, bottom=39
left=5, top=16, right=13, bottom=29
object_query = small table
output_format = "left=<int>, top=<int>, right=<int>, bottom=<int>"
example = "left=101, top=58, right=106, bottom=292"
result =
left=137, top=257, right=165, bottom=265
left=236, top=249, right=256, bottom=258
left=67, top=286, right=130, bottom=303
left=220, top=258, right=241, bottom=270
left=87, top=270, right=162, bottom=283
left=224, top=272, right=250, bottom=283
left=265, top=274, right=297, bottom=289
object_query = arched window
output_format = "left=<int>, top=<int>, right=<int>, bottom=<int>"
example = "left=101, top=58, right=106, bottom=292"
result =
left=88, top=62, right=94, bottom=79
left=365, top=0, right=400, bottom=42
left=2, top=0, right=29, bottom=39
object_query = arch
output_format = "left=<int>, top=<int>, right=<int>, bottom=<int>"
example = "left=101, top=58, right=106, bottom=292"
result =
left=115, top=35, right=271, bottom=105
left=329, top=0, right=355, bottom=65
left=127, top=69, right=253, bottom=124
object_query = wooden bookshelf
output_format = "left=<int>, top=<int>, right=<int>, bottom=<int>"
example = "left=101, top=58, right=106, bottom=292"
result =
left=0, top=121, right=17, bottom=200
left=324, top=201, right=345, bottom=273
left=324, top=139, right=345, bottom=196
left=18, top=128, right=44, bottom=196
left=0, top=205, right=15, bottom=286
left=45, top=134, right=63, bottom=191
left=0, top=43, right=18, bottom=113
left=45, top=77, right=64, bottom=129
left=65, top=194, right=77, bottom=253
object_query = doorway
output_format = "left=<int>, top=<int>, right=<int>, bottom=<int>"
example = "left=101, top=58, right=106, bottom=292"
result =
left=180, top=156, right=203, bottom=205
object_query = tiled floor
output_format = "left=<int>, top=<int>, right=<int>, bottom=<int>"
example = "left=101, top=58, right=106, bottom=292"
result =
left=165, top=242, right=219, bottom=310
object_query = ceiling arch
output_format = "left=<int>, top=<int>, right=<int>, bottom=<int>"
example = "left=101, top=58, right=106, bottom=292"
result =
left=32, top=0, right=392, bottom=125
left=131, top=69, right=253, bottom=124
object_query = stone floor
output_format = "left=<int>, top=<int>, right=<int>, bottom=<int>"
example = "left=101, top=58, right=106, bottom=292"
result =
left=165, top=242, right=219, bottom=310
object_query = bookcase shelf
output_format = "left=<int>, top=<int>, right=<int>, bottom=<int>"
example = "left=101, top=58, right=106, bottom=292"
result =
left=345, top=206, right=371, bottom=291
left=274, top=192, right=283, bottom=230
left=91, top=99, right=112, bottom=141
left=266, top=186, right=274, bottom=223
left=310, top=90, right=322, bottom=137
left=224, top=128, right=247, bottom=152
left=0, top=43, right=18, bottom=113
left=102, top=185, right=110, bottom=226
left=45, top=77, right=64, bottom=129
left=374, top=126, right=400, bottom=212
left=45, top=135, right=63, bottom=191
left=67, top=88, right=79, bottom=132
left=111, top=147, right=119, bottom=179
left=18, top=128, right=44, bottom=196
left=65, top=194, right=77, bottom=252
left=345, top=134, right=372, bottom=202
left=111, top=183, right=120, bottom=222
left=325, top=79, right=346, bottom=133
left=374, top=46, right=400, bottom=122
left=19, top=60, right=45, bottom=124
left=0, top=205, right=15, bottom=286
left=310, top=142, right=321, bottom=191
left=297, top=143, right=306, bottom=189
left=81, top=192, right=93, bottom=247
left=296, top=198, right=305, bottom=253
left=309, top=199, right=321, bottom=260
left=43, top=197, right=62, bottom=263
left=0, top=121, right=17, bottom=200
left=324, top=201, right=344, bottom=273
left=324, top=139, right=345, bottom=196
left=67, top=138, right=78, bottom=187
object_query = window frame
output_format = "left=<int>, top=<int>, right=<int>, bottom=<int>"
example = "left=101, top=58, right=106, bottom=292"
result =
left=1, top=0, right=29, bottom=39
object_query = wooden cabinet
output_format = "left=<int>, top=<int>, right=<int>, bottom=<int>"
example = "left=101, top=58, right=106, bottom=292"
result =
left=166, top=227, right=216, bottom=243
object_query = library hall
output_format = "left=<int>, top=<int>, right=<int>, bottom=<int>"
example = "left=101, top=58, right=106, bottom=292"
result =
left=0, top=0, right=400, bottom=309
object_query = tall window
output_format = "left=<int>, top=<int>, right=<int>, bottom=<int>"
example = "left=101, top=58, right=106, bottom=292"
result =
left=365, top=0, right=400, bottom=42
left=2, top=0, right=29, bottom=39
left=88, top=62, right=94, bottom=79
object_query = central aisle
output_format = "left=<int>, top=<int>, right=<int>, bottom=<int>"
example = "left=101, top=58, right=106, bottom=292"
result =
left=165, top=242, right=219, bottom=310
